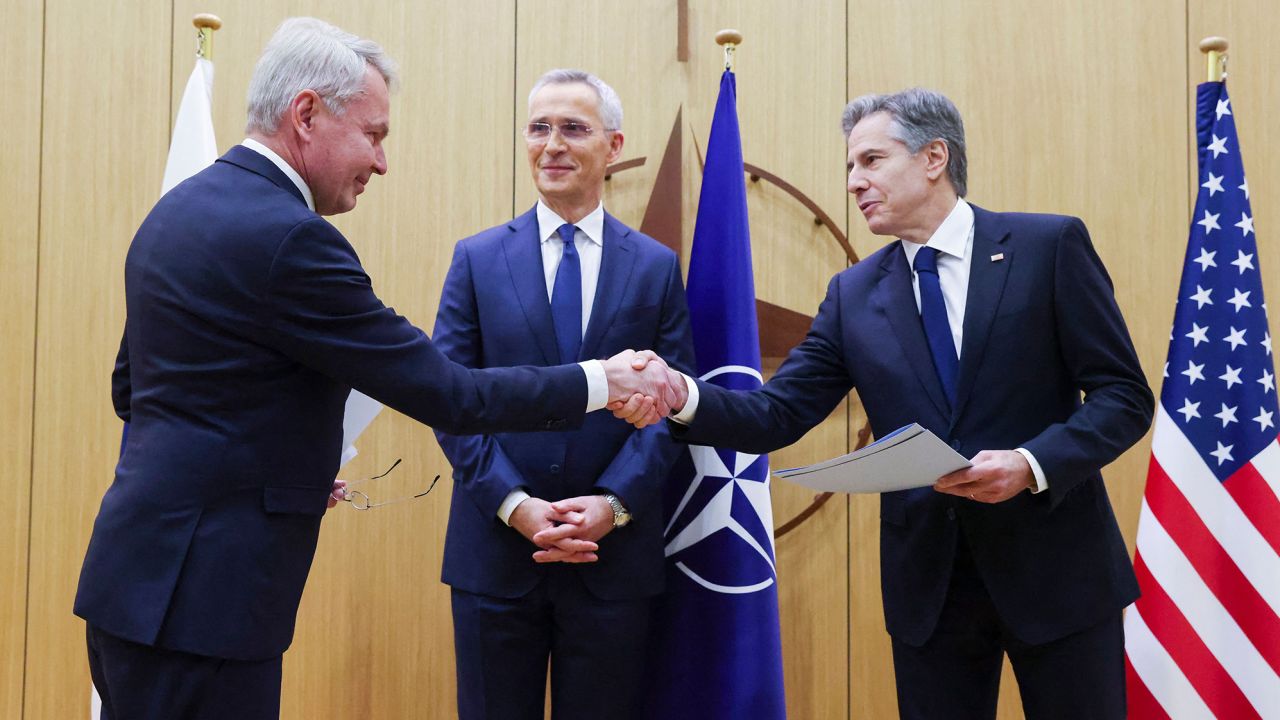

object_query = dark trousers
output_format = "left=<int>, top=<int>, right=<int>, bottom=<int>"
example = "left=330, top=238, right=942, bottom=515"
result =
left=890, top=536, right=1126, bottom=720
left=87, top=624, right=282, bottom=720
left=451, top=566, right=652, bottom=720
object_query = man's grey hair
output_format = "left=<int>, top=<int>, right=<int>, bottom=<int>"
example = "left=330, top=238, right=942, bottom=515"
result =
left=841, top=88, right=968, bottom=197
left=245, top=17, right=399, bottom=135
left=528, top=69, right=623, bottom=132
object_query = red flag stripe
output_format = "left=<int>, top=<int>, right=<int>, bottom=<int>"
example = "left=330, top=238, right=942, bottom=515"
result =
left=1223, top=459, right=1280, bottom=557
left=1146, top=458, right=1280, bottom=676
left=1125, top=653, right=1173, bottom=720
left=1131, top=552, right=1259, bottom=720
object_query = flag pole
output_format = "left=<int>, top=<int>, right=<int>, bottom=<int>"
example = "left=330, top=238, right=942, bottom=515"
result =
left=715, top=29, right=742, bottom=71
left=194, top=13, right=223, bottom=61
left=1199, top=36, right=1228, bottom=82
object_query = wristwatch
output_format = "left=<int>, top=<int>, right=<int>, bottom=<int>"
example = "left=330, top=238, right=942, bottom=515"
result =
left=602, top=493, right=631, bottom=528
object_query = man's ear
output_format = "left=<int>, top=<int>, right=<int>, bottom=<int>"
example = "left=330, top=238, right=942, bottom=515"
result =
left=289, top=89, right=323, bottom=137
left=606, top=130, right=625, bottom=164
left=924, top=139, right=949, bottom=182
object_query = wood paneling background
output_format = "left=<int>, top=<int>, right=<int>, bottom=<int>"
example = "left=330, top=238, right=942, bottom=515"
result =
left=3, top=1, right=1276, bottom=718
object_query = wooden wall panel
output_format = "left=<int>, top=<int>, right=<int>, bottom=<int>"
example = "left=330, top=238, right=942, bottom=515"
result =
left=846, top=0, right=1187, bottom=717
left=24, top=2, right=171, bottom=719
left=0, top=0, right=43, bottom=716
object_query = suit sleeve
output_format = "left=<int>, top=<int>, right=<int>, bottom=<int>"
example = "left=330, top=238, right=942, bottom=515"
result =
left=112, top=329, right=131, bottom=422
left=432, top=241, right=536, bottom=518
left=674, top=274, right=855, bottom=454
left=1020, top=217, right=1155, bottom=506
left=592, top=253, right=696, bottom=519
left=262, top=218, right=588, bottom=436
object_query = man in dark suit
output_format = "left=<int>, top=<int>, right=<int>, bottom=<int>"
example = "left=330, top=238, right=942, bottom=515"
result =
left=433, top=69, right=695, bottom=720
left=650, top=89, right=1154, bottom=719
left=75, top=21, right=679, bottom=720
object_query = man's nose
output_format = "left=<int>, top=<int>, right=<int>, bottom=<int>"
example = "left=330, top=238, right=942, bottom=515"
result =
left=373, top=145, right=388, bottom=175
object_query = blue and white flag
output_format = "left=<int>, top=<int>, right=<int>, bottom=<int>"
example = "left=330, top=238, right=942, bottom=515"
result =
left=644, top=69, right=787, bottom=719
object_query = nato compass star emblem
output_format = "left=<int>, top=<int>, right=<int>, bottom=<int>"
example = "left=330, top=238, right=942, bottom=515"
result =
left=663, top=366, right=778, bottom=594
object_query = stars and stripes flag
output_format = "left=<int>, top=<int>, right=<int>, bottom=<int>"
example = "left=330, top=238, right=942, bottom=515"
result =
left=642, top=69, right=786, bottom=719
left=1123, top=81, right=1280, bottom=719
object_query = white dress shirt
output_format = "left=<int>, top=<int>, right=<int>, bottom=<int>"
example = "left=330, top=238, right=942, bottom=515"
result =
left=237, top=141, right=610, bottom=518
left=674, top=198, right=1046, bottom=493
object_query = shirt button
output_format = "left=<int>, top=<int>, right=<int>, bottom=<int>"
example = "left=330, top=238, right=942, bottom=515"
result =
left=946, top=508, right=957, bottom=520
left=550, top=464, right=561, bottom=474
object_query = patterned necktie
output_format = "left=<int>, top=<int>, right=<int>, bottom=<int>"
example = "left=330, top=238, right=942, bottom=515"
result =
left=913, top=246, right=959, bottom=407
left=551, top=223, right=582, bottom=363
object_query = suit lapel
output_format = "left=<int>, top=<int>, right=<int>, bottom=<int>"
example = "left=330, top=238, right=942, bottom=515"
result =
left=580, top=213, right=637, bottom=360
left=502, top=208, right=559, bottom=365
left=950, top=206, right=1012, bottom=425
left=218, top=145, right=308, bottom=207
left=877, top=243, right=951, bottom=418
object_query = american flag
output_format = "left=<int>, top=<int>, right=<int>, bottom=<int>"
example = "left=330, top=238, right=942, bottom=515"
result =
left=1123, top=82, right=1280, bottom=719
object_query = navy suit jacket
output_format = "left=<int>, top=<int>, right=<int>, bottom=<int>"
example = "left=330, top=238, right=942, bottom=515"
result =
left=433, top=208, right=695, bottom=600
left=75, top=146, right=589, bottom=661
left=677, top=205, right=1154, bottom=646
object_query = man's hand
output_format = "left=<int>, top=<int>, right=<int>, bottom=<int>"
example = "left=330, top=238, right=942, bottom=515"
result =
left=602, top=350, right=686, bottom=423
left=327, top=479, right=348, bottom=510
left=509, top=497, right=599, bottom=563
left=531, top=496, right=615, bottom=562
left=933, top=450, right=1035, bottom=503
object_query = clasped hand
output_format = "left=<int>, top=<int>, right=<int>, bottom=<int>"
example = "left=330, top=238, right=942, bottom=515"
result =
left=602, top=349, right=687, bottom=428
left=509, top=496, right=616, bottom=563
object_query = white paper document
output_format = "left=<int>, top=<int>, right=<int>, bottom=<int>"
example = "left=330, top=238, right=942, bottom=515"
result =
left=774, top=423, right=971, bottom=494
left=339, top=390, right=384, bottom=467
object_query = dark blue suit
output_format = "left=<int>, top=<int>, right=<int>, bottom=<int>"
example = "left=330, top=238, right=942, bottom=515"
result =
left=75, top=147, right=590, bottom=718
left=433, top=208, right=694, bottom=719
left=677, top=206, right=1154, bottom=718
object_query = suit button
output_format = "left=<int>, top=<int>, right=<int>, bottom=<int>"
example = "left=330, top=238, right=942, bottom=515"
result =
left=550, top=464, right=561, bottom=474
left=946, top=508, right=956, bottom=521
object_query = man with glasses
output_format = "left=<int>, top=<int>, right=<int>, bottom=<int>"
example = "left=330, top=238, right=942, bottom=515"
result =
left=433, top=69, right=695, bottom=719
left=75, top=24, right=681, bottom=719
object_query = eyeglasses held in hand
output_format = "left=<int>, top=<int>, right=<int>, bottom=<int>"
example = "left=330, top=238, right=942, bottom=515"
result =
left=523, top=121, right=610, bottom=143
left=340, top=458, right=440, bottom=510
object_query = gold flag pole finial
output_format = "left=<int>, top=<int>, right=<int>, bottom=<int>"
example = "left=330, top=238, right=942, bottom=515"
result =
left=715, top=29, right=743, bottom=72
left=1199, top=36, right=1228, bottom=82
left=194, top=14, right=223, bottom=60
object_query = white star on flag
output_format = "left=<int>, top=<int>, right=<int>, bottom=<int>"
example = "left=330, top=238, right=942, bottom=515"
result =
left=1215, top=98, right=1232, bottom=119
left=1231, top=249, right=1255, bottom=274
left=1202, top=172, right=1225, bottom=196
left=1263, top=332, right=1273, bottom=355
left=1260, top=369, right=1275, bottom=393
left=1197, top=210, right=1221, bottom=234
left=1193, top=248, right=1217, bottom=271
left=1235, top=212, right=1254, bottom=237
left=1207, top=134, right=1229, bottom=157
left=1239, top=177, right=1249, bottom=199
left=1182, top=360, right=1206, bottom=384
left=1223, top=326, right=1247, bottom=350
left=1190, top=285, right=1214, bottom=308
left=1177, top=398, right=1201, bottom=422
left=1186, top=323, right=1210, bottom=346
left=1214, top=403, right=1238, bottom=427
left=1228, top=288, right=1252, bottom=312
left=1209, top=441, right=1234, bottom=465
left=1219, top=365, right=1243, bottom=389
left=1254, top=408, right=1275, bottom=432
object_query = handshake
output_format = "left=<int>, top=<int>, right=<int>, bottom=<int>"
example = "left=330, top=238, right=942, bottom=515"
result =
left=601, top=349, right=688, bottom=429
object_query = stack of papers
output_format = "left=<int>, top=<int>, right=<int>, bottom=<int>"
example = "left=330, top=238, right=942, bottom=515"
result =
left=774, top=423, right=971, bottom=494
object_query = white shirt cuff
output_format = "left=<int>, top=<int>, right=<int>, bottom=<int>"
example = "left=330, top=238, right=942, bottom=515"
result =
left=670, top=372, right=700, bottom=424
left=497, top=488, right=531, bottom=525
left=1014, top=448, right=1048, bottom=494
left=580, top=360, right=608, bottom=413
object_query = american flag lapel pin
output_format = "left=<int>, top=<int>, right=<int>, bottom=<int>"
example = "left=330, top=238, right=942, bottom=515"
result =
left=990, top=253, right=1004, bottom=262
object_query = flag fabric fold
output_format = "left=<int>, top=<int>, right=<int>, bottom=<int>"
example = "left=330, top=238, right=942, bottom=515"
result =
left=161, top=57, right=218, bottom=195
left=643, top=70, right=787, bottom=720
left=1124, top=81, right=1280, bottom=720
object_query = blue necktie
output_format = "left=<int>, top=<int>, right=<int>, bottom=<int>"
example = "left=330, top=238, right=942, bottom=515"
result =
left=551, top=223, right=582, bottom=363
left=913, top=246, right=958, bottom=407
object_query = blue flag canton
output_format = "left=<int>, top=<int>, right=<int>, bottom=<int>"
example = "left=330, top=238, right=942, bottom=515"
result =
left=1164, top=83, right=1278, bottom=480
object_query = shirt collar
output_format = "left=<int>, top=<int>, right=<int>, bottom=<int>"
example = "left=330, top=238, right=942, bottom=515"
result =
left=900, top=198, right=974, bottom=265
left=536, top=200, right=605, bottom=247
left=241, top=138, right=315, bottom=212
